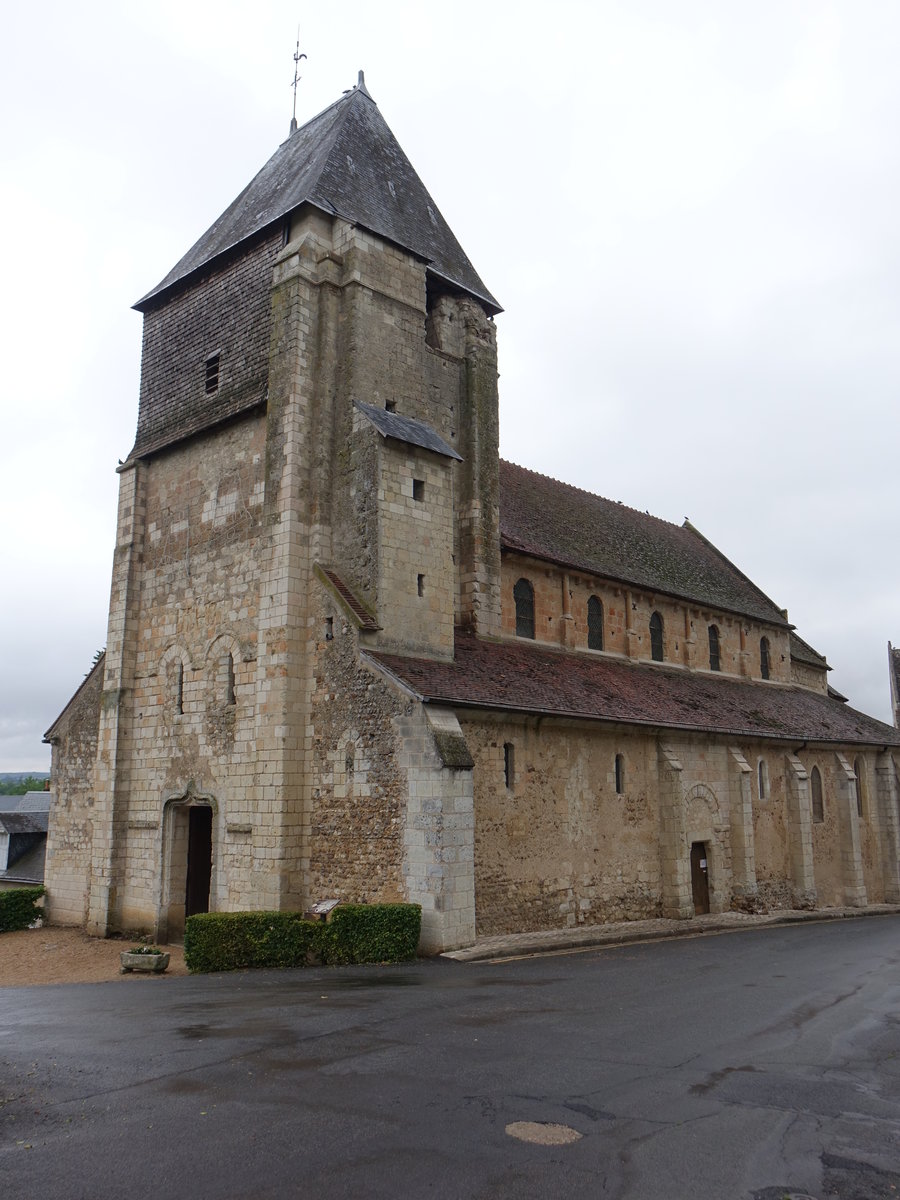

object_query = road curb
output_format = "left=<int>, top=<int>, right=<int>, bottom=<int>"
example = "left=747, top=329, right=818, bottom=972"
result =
left=441, top=905, right=900, bottom=963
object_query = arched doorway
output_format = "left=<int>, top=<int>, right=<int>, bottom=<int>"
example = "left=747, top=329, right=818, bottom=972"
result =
left=160, top=787, right=215, bottom=942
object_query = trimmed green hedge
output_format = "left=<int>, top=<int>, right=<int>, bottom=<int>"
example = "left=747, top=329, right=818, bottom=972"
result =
left=0, top=886, right=45, bottom=933
left=318, top=904, right=421, bottom=966
left=184, top=903, right=422, bottom=973
left=183, top=911, right=319, bottom=973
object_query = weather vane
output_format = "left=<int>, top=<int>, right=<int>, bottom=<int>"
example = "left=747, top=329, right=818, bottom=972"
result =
left=290, top=28, right=307, bottom=134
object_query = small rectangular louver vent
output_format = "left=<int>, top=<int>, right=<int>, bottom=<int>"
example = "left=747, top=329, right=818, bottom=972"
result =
left=205, top=354, right=220, bottom=394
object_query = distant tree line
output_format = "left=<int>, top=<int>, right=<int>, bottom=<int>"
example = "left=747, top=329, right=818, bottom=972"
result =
left=0, top=775, right=50, bottom=796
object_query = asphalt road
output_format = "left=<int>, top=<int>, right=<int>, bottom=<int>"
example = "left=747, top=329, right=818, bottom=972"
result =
left=1, top=917, right=899, bottom=1200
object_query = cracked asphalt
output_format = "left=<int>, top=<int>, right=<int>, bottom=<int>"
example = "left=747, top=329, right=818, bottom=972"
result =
left=1, top=916, right=898, bottom=1199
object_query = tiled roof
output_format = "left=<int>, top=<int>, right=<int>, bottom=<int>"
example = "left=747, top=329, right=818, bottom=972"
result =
left=367, top=632, right=900, bottom=746
left=499, top=461, right=790, bottom=628
left=790, top=631, right=828, bottom=669
left=355, top=402, right=462, bottom=460
left=137, top=76, right=499, bottom=314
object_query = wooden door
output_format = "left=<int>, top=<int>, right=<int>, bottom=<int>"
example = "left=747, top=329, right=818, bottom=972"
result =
left=185, top=806, right=212, bottom=917
left=690, top=841, right=710, bottom=915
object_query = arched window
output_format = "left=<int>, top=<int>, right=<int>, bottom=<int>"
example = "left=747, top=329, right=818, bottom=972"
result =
left=758, top=758, right=769, bottom=800
left=854, top=757, right=866, bottom=819
left=615, top=753, right=625, bottom=795
left=760, top=637, right=770, bottom=680
left=708, top=625, right=720, bottom=672
left=504, top=743, right=515, bottom=791
left=514, top=578, right=535, bottom=639
left=811, top=766, right=824, bottom=823
left=176, top=660, right=184, bottom=715
left=587, top=596, right=604, bottom=650
left=649, top=611, right=664, bottom=662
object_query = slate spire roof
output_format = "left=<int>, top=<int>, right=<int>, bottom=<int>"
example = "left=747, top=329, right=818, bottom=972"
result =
left=136, top=72, right=499, bottom=313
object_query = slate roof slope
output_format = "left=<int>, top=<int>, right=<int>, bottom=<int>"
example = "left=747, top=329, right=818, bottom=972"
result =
left=137, top=75, right=499, bottom=313
left=355, top=401, right=462, bottom=460
left=367, top=633, right=900, bottom=746
left=0, top=839, right=46, bottom=885
left=790, top=631, right=829, bottom=669
left=499, top=461, right=790, bottom=628
left=0, top=792, right=51, bottom=815
left=0, top=812, right=49, bottom=836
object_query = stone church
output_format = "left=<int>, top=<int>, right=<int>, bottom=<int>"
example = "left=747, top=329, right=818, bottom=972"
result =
left=45, top=74, right=900, bottom=952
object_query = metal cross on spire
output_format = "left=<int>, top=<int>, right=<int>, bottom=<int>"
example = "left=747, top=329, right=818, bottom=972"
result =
left=290, top=28, right=307, bottom=134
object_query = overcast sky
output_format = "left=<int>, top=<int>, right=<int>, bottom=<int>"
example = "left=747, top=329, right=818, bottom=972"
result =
left=2, top=1, right=899, bottom=771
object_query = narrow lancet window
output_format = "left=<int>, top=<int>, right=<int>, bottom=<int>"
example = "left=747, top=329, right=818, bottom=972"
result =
left=514, top=578, right=535, bottom=639
left=225, top=652, right=235, bottom=707
left=811, top=766, right=824, bottom=822
left=760, top=637, right=770, bottom=680
left=708, top=625, right=720, bottom=671
left=504, top=743, right=515, bottom=790
left=588, top=596, right=604, bottom=650
left=650, top=611, right=664, bottom=662
left=615, top=753, right=625, bottom=795
left=176, top=660, right=184, bottom=715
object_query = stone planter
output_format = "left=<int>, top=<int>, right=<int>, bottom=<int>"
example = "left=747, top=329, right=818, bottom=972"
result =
left=120, top=951, right=170, bottom=974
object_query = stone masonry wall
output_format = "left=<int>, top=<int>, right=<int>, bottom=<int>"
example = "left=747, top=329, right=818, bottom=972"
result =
left=44, top=660, right=105, bottom=924
left=465, top=717, right=663, bottom=935
left=375, top=436, right=455, bottom=658
left=501, top=552, right=792, bottom=683
left=107, top=413, right=267, bottom=931
left=306, top=584, right=476, bottom=951
left=466, top=714, right=889, bottom=936
left=306, top=601, right=410, bottom=906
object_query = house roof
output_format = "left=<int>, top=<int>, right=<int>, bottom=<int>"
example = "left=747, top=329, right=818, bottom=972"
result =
left=136, top=74, right=499, bottom=314
left=0, top=792, right=52, bottom=815
left=367, top=631, right=900, bottom=747
left=499, top=461, right=791, bottom=628
left=0, top=812, right=48, bottom=836
left=0, top=839, right=46, bottom=885
left=355, top=401, right=462, bottom=460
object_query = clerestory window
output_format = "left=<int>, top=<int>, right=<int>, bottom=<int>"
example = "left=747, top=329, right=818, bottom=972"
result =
left=650, top=611, right=664, bottom=662
left=760, top=637, right=770, bottom=680
left=708, top=625, right=720, bottom=672
left=587, top=596, right=604, bottom=651
left=514, top=578, right=535, bottom=639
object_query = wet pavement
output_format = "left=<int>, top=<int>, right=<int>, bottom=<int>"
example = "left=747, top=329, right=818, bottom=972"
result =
left=1, top=915, right=899, bottom=1199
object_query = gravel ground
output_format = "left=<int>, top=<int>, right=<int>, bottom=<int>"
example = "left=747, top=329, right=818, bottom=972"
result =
left=0, top=926, right=187, bottom=986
